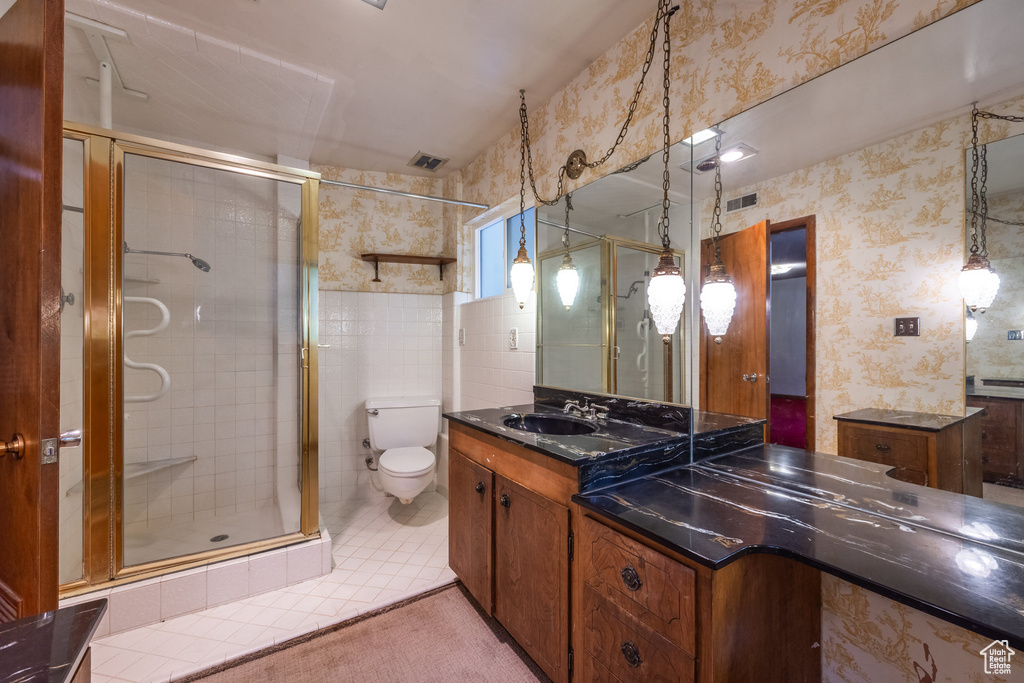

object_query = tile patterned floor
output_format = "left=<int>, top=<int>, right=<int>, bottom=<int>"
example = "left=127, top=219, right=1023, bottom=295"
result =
left=91, top=492, right=454, bottom=682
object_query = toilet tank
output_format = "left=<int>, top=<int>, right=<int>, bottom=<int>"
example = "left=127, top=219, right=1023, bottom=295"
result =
left=365, top=397, right=441, bottom=450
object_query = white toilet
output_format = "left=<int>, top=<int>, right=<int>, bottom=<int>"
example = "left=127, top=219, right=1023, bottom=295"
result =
left=365, top=397, right=441, bottom=504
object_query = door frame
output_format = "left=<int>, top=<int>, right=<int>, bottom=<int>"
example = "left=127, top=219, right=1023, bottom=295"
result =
left=769, top=216, right=816, bottom=452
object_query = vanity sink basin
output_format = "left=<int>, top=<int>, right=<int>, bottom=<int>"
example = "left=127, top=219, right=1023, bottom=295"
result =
left=503, top=413, right=599, bottom=436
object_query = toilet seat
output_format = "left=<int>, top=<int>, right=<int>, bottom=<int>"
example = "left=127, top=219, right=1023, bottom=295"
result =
left=379, top=447, right=435, bottom=477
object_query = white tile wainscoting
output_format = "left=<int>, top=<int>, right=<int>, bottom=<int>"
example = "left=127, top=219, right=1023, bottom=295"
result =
left=59, top=529, right=332, bottom=640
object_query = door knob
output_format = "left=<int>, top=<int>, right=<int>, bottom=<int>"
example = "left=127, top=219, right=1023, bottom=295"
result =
left=60, top=430, right=82, bottom=448
left=500, top=493, right=511, bottom=508
left=1, top=434, right=24, bottom=459
left=475, top=482, right=485, bottom=494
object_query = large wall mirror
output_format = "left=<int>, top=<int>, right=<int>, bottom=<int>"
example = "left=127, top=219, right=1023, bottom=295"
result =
left=535, top=0, right=1024, bottom=505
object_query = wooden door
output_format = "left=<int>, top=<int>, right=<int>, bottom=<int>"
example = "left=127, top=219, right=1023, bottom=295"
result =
left=700, top=220, right=769, bottom=423
left=494, top=476, right=570, bottom=683
left=448, top=450, right=493, bottom=613
left=0, top=0, right=64, bottom=619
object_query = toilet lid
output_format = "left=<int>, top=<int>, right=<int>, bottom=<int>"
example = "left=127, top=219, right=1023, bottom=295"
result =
left=379, top=447, right=435, bottom=476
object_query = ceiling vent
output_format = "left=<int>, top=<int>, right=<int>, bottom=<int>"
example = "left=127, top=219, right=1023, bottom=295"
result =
left=408, top=152, right=448, bottom=172
left=726, top=192, right=758, bottom=213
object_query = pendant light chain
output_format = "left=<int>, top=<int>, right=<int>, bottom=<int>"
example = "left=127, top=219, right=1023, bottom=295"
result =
left=518, top=101, right=529, bottom=248
left=563, top=193, right=573, bottom=249
left=519, top=0, right=676, bottom=207
left=657, top=0, right=672, bottom=250
left=969, top=106, right=1024, bottom=253
left=710, top=133, right=724, bottom=261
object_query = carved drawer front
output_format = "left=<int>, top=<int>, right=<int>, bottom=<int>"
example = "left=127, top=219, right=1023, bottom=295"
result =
left=843, top=425, right=928, bottom=480
left=580, top=515, right=696, bottom=656
left=583, top=586, right=695, bottom=683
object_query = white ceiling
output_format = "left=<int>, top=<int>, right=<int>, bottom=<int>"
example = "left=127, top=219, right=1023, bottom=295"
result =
left=64, top=0, right=656, bottom=174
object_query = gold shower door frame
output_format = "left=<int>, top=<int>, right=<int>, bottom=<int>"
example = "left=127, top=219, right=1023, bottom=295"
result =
left=61, top=122, right=321, bottom=596
left=536, top=236, right=684, bottom=398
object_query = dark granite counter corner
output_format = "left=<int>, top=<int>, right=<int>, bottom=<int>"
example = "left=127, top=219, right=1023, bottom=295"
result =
left=573, top=445, right=1024, bottom=649
left=833, top=407, right=983, bottom=431
left=0, top=598, right=106, bottom=683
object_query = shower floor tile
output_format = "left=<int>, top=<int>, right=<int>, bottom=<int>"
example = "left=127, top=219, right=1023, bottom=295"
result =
left=90, top=492, right=454, bottom=683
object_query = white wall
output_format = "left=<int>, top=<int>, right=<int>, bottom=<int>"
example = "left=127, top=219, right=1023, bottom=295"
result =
left=318, top=291, right=443, bottom=504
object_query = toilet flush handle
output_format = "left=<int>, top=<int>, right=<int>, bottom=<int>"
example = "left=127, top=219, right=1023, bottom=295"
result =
left=367, top=409, right=379, bottom=416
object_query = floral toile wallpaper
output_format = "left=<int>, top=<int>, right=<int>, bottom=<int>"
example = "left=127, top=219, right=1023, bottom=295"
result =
left=316, top=165, right=447, bottom=293
left=452, top=0, right=1018, bottom=680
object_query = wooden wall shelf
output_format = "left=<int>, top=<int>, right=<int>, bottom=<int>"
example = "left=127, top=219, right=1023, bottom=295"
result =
left=360, top=253, right=457, bottom=282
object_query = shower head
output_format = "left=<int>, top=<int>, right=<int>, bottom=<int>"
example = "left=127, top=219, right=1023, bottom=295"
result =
left=188, top=255, right=211, bottom=272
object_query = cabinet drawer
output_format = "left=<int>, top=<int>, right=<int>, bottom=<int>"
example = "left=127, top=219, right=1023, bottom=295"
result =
left=841, top=424, right=929, bottom=475
left=580, top=515, right=695, bottom=655
left=583, top=586, right=695, bottom=683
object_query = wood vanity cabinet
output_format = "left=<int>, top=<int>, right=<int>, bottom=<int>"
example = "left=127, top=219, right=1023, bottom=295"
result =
left=448, top=423, right=575, bottom=683
left=574, top=512, right=820, bottom=683
left=966, top=396, right=1024, bottom=481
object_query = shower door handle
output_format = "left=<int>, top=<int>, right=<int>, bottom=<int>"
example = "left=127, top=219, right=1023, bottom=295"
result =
left=60, top=429, right=82, bottom=449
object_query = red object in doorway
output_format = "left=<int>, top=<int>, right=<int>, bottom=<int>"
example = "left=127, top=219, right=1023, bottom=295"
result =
left=770, top=395, right=807, bottom=449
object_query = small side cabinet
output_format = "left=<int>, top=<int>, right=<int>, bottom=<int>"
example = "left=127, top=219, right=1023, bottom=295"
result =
left=834, top=408, right=983, bottom=497
left=448, top=451, right=492, bottom=612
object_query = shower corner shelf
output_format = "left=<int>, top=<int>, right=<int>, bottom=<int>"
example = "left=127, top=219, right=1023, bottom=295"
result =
left=65, top=455, right=197, bottom=497
left=360, top=253, right=457, bottom=282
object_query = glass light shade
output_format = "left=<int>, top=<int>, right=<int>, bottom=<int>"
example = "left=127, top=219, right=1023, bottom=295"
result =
left=958, top=254, right=1000, bottom=312
left=647, top=250, right=686, bottom=337
left=556, top=253, right=579, bottom=310
left=966, top=311, right=978, bottom=342
left=509, top=245, right=534, bottom=309
left=700, top=263, right=737, bottom=337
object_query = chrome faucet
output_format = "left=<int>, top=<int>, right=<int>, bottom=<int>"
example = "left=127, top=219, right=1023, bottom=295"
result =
left=564, top=399, right=608, bottom=421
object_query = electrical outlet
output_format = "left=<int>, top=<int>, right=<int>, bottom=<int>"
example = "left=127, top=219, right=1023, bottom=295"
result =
left=458, top=328, right=465, bottom=345
left=894, top=317, right=920, bottom=337
left=1009, top=330, right=1023, bottom=341
left=509, top=327, right=519, bottom=350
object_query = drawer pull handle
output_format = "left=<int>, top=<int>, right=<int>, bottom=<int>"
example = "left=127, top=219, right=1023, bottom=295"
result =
left=475, top=482, right=485, bottom=494
left=875, top=443, right=891, bottom=452
left=620, top=565, right=643, bottom=592
left=500, top=493, right=511, bottom=508
left=621, top=641, right=642, bottom=668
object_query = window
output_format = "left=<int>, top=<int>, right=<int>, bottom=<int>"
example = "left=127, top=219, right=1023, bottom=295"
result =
left=475, top=207, right=535, bottom=299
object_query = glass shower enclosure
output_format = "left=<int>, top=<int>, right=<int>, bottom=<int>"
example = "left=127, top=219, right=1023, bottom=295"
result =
left=59, top=124, right=320, bottom=591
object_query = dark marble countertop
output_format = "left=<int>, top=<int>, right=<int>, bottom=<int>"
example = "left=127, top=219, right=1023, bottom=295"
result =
left=833, top=407, right=982, bottom=431
left=0, top=598, right=106, bottom=683
left=694, top=410, right=764, bottom=434
left=968, top=385, right=1024, bottom=401
left=574, top=446, right=1024, bottom=648
left=444, top=403, right=688, bottom=466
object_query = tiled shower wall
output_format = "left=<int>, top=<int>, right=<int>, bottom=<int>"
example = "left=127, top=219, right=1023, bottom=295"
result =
left=318, top=291, right=443, bottom=504
left=121, top=155, right=300, bottom=536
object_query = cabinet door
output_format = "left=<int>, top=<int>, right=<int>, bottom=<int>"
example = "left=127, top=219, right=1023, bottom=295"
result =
left=494, top=475, right=570, bottom=683
left=448, top=450, right=493, bottom=613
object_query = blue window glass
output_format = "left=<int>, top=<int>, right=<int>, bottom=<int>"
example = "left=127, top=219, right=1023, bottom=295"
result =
left=478, top=220, right=505, bottom=298
left=506, top=207, right=535, bottom=288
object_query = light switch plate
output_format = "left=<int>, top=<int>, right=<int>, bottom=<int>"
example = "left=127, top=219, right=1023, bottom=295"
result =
left=1009, top=330, right=1023, bottom=341
left=458, top=328, right=465, bottom=345
left=509, top=327, right=519, bottom=350
left=895, top=317, right=920, bottom=337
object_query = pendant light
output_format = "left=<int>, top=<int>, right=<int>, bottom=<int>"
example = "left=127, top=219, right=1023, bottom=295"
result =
left=960, top=105, right=1001, bottom=312
left=645, top=3, right=685, bottom=340
left=511, top=95, right=535, bottom=309
left=556, top=193, right=580, bottom=310
left=699, top=133, right=737, bottom=342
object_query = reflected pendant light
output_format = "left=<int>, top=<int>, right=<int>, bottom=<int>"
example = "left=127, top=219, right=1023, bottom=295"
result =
left=556, top=193, right=579, bottom=310
left=699, top=134, right=737, bottom=342
left=965, top=307, right=978, bottom=342
left=511, top=93, right=535, bottom=309
left=960, top=105, right=1001, bottom=312
left=646, top=4, right=685, bottom=339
